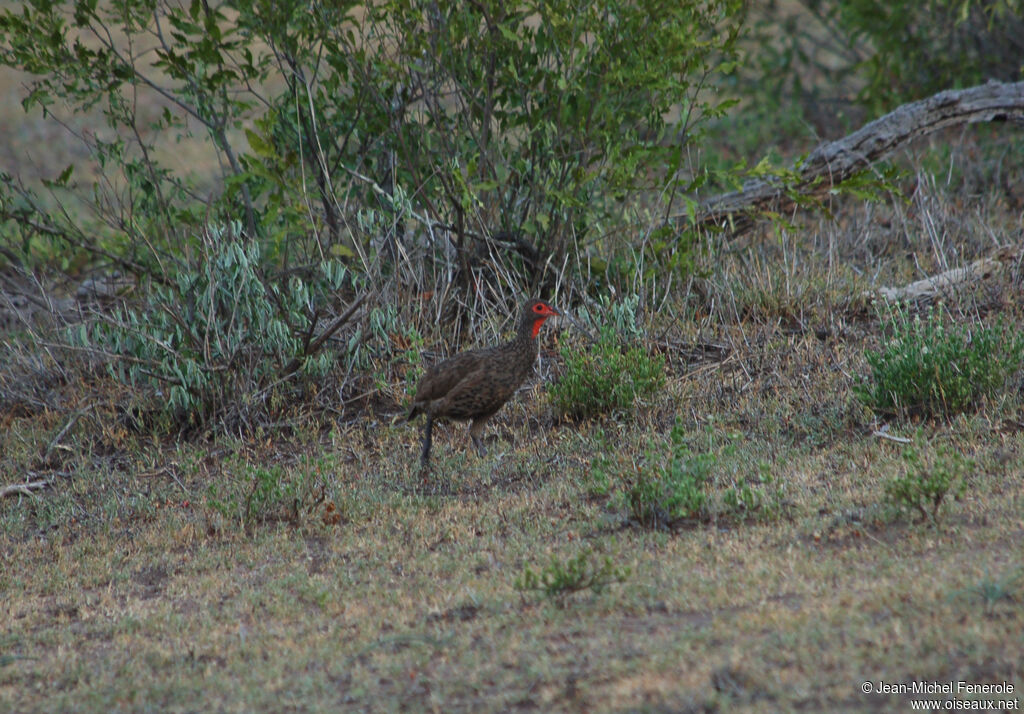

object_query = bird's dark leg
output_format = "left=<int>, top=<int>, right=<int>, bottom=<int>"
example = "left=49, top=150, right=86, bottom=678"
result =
left=471, top=435, right=486, bottom=456
left=469, top=417, right=488, bottom=457
left=420, top=413, right=433, bottom=466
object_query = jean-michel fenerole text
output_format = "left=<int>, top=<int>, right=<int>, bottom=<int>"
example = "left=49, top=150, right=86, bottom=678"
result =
left=871, top=681, right=1015, bottom=696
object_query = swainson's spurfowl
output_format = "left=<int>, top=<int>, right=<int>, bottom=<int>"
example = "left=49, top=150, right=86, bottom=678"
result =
left=408, top=299, right=560, bottom=465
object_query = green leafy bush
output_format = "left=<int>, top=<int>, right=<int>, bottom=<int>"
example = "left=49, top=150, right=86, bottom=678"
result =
left=550, top=297, right=665, bottom=420
left=74, top=223, right=353, bottom=430
left=856, top=304, right=1024, bottom=418
left=597, top=420, right=784, bottom=529
left=206, top=457, right=325, bottom=533
left=514, top=549, right=630, bottom=602
left=550, top=329, right=665, bottom=420
left=884, top=441, right=971, bottom=523
left=0, top=0, right=744, bottom=297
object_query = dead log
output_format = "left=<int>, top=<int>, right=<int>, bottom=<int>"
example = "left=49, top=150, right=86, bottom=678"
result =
left=865, top=244, right=1022, bottom=302
left=684, top=81, right=1024, bottom=236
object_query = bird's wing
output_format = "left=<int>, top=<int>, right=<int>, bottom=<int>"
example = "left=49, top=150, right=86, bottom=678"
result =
left=413, top=349, right=488, bottom=403
left=435, top=359, right=517, bottom=418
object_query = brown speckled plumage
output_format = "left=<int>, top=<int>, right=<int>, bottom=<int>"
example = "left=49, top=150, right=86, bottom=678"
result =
left=408, top=299, right=560, bottom=465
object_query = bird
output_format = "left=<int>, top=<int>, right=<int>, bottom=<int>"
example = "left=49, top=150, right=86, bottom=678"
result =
left=407, top=298, right=560, bottom=466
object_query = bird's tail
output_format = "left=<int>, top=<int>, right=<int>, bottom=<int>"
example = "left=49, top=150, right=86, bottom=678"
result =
left=406, top=404, right=422, bottom=422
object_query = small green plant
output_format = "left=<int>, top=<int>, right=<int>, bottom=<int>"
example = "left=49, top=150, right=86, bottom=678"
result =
left=856, top=304, right=1024, bottom=418
left=722, top=463, right=782, bottom=518
left=585, top=431, right=615, bottom=497
left=949, top=568, right=1023, bottom=615
left=550, top=298, right=665, bottom=420
left=884, top=440, right=972, bottom=523
left=598, top=420, right=785, bottom=529
left=514, top=549, right=630, bottom=601
left=627, top=421, right=715, bottom=528
left=206, top=458, right=321, bottom=532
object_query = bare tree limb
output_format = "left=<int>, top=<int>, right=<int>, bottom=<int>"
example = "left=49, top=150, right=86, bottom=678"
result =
left=683, top=81, right=1024, bottom=236
left=1, top=480, right=50, bottom=498
left=865, top=244, right=1022, bottom=302
left=280, top=292, right=368, bottom=378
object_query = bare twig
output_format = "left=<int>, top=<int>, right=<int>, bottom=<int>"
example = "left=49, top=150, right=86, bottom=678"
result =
left=552, top=311, right=599, bottom=345
left=1, top=480, right=51, bottom=498
left=280, top=292, right=369, bottom=378
left=872, top=425, right=912, bottom=444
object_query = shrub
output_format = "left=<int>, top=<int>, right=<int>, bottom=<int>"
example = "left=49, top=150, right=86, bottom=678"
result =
left=884, top=441, right=971, bottom=523
left=549, top=297, right=665, bottom=420
left=598, top=420, right=784, bottom=529
left=627, top=424, right=715, bottom=528
left=514, top=549, right=630, bottom=602
left=0, top=0, right=744, bottom=299
left=73, top=223, right=355, bottom=431
left=206, top=459, right=321, bottom=533
left=856, top=304, right=1024, bottom=418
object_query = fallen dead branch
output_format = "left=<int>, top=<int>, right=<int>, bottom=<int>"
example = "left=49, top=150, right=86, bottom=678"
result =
left=684, top=81, right=1024, bottom=237
left=871, top=425, right=913, bottom=444
left=42, top=408, right=88, bottom=462
left=1, top=479, right=51, bottom=498
left=865, top=244, right=1023, bottom=302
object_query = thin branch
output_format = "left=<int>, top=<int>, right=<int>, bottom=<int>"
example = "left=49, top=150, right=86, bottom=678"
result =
left=1, top=480, right=51, bottom=498
left=280, top=292, right=368, bottom=378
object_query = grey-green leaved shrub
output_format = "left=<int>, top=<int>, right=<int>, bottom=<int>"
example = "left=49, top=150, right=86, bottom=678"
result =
left=74, top=223, right=353, bottom=430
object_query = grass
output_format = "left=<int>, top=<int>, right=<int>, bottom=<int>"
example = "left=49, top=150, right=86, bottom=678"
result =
left=3, top=43, right=1024, bottom=714
left=3, top=253, right=1023, bottom=711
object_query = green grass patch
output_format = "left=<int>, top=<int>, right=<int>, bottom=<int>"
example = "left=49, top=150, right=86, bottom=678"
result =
left=593, top=421, right=786, bottom=529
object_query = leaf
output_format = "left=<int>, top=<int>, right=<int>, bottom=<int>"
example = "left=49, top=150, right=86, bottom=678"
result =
left=244, top=129, right=275, bottom=158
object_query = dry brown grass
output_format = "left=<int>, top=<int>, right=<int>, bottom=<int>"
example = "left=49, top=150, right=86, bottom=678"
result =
left=3, top=189, right=1024, bottom=710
